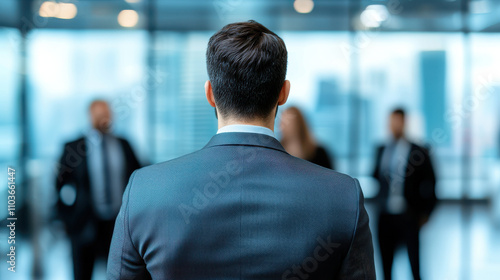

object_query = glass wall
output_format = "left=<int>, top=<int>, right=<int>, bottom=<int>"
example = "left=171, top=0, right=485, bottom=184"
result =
left=152, top=31, right=499, bottom=200
left=153, top=32, right=215, bottom=163
left=2, top=3, right=500, bottom=277
left=19, top=30, right=496, bottom=203
left=0, top=28, right=20, bottom=220
left=470, top=34, right=500, bottom=202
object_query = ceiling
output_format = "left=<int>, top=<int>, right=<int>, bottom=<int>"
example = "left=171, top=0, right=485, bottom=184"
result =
left=1, top=0, right=500, bottom=32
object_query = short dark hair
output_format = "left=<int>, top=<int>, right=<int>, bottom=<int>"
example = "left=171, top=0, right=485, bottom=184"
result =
left=391, top=108, right=406, bottom=119
left=206, top=20, right=288, bottom=119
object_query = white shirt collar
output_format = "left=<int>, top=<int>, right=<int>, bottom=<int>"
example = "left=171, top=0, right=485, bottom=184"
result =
left=87, top=128, right=104, bottom=142
left=217, top=124, right=275, bottom=139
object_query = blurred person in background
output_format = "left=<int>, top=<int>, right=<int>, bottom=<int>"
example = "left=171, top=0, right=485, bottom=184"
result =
left=55, top=100, right=141, bottom=280
left=372, top=108, right=437, bottom=280
left=280, top=106, right=335, bottom=169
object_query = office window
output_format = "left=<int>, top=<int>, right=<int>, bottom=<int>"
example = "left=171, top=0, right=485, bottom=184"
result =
left=470, top=34, right=500, bottom=199
left=0, top=28, right=20, bottom=220
left=153, top=32, right=215, bottom=163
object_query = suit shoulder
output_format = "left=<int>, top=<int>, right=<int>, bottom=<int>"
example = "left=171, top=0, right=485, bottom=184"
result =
left=66, top=136, right=85, bottom=145
left=293, top=156, right=359, bottom=191
left=324, top=170, right=359, bottom=193
left=61, top=137, right=86, bottom=150
left=300, top=162, right=362, bottom=215
left=116, top=136, right=131, bottom=145
left=409, top=142, right=432, bottom=154
left=132, top=149, right=203, bottom=177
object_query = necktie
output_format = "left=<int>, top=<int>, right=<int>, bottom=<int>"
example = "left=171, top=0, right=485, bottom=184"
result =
left=101, top=134, right=112, bottom=205
left=383, top=142, right=397, bottom=182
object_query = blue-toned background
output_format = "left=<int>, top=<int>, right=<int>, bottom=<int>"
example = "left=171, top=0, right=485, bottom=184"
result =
left=1, top=0, right=500, bottom=279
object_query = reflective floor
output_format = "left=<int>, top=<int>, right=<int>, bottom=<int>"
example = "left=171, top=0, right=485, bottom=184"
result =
left=367, top=202, right=500, bottom=280
left=1, top=202, right=500, bottom=280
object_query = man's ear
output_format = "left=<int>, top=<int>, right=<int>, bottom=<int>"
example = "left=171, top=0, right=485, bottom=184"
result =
left=205, top=80, right=216, bottom=108
left=278, top=80, right=290, bottom=106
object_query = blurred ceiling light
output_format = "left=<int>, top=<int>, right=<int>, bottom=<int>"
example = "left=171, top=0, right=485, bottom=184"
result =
left=57, top=3, right=77, bottom=19
left=360, top=4, right=389, bottom=28
left=118, top=9, right=139, bottom=28
left=125, top=0, right=141, bottom=3
left=367, top=5, right=389, bottom=21
left=39, top=1, right=77, bottom=19
left=294, top=0, right=314, bottom=14
left=470, top=0, right=490, bottom=14
left=39, top=1, right=56, bottom=17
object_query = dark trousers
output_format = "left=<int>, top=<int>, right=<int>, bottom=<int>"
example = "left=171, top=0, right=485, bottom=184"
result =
left=71, top=219, right=116, bottom=280
left=378, top=213, right=421, bottom=280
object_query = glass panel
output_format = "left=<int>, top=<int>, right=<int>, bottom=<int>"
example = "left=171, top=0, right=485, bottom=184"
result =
left=0, top=28, right=20, bottom=220
left=153, top=32, right=215, bottom=163
left=470, top=34, right=500, bottom=200
left=0, top=0, right=19, bottom=28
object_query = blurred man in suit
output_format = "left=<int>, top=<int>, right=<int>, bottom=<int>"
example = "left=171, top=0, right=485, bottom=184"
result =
left=373, top=108, right=437, bottom=280
left=55, top=100, right=140, bottom=280
left=107, top=20, right=375, bottom=279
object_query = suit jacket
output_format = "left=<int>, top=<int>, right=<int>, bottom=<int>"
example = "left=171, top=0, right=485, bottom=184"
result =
left=55, top=136, right=140, bottom=237
left=107, top=132, right=375, bottom=280
left=372, top=141, right=437, bottom=218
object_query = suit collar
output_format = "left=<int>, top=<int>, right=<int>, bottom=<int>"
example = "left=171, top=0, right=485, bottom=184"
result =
left=203, top=132, right=288, bottom=154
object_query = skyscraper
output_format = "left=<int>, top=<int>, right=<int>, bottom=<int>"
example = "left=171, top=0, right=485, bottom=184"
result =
left=420, top=51, right=449, bottom=145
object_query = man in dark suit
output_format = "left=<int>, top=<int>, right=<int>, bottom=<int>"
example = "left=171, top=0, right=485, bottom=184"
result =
left=55, top=100, right=140, bottom=280
left=107, top=20, right=375, bottom=280
left=372, top=108, right=437, bottom=280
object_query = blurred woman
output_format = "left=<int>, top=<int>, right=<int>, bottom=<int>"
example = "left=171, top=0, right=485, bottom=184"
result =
left=279, top=106, right=334, bottom=169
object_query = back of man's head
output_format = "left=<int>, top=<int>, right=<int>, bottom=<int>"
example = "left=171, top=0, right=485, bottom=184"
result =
left=206, top=20, right=288, bottom=120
